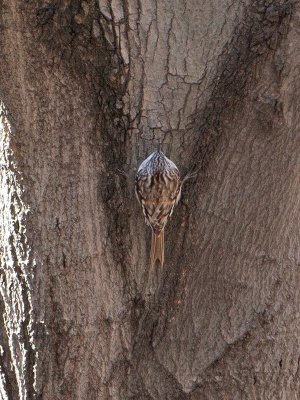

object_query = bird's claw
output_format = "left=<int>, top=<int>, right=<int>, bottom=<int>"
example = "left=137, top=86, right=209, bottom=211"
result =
left=182, top=170, right=198, bottom=183
left=116, top=168, right=129, bottom=179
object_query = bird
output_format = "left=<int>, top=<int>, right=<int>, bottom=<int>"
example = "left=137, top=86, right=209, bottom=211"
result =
left=135, top=149, right=182, bottom=267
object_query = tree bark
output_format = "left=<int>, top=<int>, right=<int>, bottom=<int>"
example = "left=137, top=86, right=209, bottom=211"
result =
left=0, top=0, right=299, bottom=399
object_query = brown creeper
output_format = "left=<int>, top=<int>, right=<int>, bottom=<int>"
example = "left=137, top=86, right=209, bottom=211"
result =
left=135, top=150, right=182, bottom=267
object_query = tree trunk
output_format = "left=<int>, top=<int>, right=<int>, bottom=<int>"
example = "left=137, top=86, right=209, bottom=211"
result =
left=0, top=0, right=299, bottom=399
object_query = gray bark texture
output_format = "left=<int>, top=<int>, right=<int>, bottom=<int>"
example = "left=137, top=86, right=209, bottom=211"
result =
left=0, top=0, right=299, bottom=399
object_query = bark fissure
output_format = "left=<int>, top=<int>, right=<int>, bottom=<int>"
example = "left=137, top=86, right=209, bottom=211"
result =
left=0, top=0, right=299, bottom=398
left=188, top=0, right=294, bottom=175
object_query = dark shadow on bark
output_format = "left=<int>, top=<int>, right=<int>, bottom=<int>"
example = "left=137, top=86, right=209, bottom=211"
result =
left=188, top=0, right=294, bottom=174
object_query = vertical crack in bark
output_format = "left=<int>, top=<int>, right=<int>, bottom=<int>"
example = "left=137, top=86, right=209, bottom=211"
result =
left=189, top=0, right=295, bottom=174
left=96, top=14, right=131, bottom=280
left=0, top=0, right=298, bottom=398
left=0, top=104, right=36, bottom=399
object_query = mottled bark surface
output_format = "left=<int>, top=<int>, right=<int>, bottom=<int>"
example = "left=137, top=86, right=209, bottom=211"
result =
left=0, top=0, right=299, bottom=399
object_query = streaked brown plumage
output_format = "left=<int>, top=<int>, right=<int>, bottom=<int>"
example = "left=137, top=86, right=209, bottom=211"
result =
left=135, top=150, right=182, bottom=267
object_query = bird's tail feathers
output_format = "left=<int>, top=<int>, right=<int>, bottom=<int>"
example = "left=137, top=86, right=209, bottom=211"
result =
left=151, top=229, right=164, bottom=267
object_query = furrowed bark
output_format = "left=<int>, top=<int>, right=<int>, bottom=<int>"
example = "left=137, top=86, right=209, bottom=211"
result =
left=0, top=0, right=299, bottom=399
